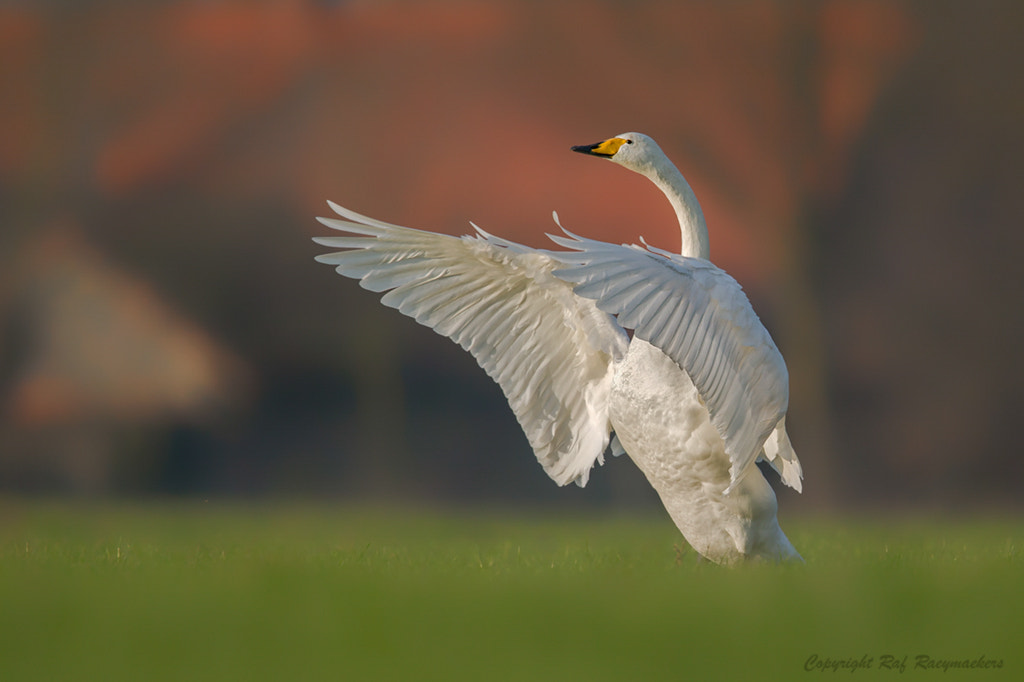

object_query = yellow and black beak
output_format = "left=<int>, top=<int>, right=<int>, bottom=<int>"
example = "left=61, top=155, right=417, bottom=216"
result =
left=571, top=137, right=628, bottom=158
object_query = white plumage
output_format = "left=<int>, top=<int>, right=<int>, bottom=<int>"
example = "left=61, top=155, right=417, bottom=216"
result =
left=314, top=132, right=803, bottom=563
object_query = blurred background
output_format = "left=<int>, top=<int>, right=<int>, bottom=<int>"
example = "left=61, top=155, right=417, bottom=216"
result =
left=1, top=0, right=1021, bottom=512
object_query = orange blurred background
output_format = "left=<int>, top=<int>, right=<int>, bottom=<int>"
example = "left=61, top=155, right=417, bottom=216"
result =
left=1, top=1, right=1021, bottom=510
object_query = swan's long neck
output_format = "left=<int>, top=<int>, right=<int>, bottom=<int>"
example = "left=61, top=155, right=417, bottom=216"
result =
left=647, top=159, right=709, bottom=260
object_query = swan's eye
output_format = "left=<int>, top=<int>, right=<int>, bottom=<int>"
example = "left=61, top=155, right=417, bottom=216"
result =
left=625, top=139, right=634, bottom=144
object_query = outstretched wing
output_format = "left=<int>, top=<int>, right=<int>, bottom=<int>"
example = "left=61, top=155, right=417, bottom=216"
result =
left=549, top=228, right=793, bottom=492
left=314, top=202, right=629, bottom=486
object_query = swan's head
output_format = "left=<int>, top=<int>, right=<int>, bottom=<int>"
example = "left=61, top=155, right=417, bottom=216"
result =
left=571, top=132, right=666, bottom=175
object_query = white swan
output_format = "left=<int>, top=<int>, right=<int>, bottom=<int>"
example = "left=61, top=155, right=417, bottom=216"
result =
left=314, top=132, right=803, bottom=563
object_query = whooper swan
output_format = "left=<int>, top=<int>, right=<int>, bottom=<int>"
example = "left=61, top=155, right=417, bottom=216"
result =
left=314, top=132, right=803, bottom=563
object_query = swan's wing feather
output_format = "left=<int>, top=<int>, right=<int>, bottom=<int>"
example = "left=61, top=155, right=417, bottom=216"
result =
left=761, top=417, right=803, bottom=492
left=315, top=204, right=629, bottom=486
left=551, top=231, right=793, bottom=490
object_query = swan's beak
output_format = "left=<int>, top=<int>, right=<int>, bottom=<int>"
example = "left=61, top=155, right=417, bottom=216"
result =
left=571, top=137, right=628, bottom=158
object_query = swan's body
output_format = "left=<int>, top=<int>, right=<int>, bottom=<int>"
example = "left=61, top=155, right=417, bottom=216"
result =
left=314, top=132, right=802, bottom=563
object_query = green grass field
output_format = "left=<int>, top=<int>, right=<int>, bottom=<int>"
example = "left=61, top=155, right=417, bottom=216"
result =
left=0, top=499, right=1020, bottom=681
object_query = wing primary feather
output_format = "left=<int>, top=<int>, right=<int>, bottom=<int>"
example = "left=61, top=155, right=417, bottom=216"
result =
left=313, top=236, right=374, bottom=249
left=315, top=203, right=629, bottom=488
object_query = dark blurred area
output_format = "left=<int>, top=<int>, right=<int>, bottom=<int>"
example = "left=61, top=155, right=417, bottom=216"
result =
left=1, top=1, right=1021, bottom=510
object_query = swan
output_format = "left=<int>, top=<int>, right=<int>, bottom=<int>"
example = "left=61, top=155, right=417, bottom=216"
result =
left=314, top=132, right=803, bottom=563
